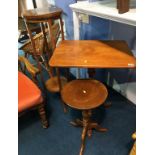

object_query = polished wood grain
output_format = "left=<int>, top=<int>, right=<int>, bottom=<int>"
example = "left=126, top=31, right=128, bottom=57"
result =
left=22, top=6, right=62, bottom=21
left=49, top=40, right=136, bottom=69
left=45, top=76, right=67, bottom=93
left=61, top=79, right=108, bottom=155
left=61, top=79, right=108, bottom=110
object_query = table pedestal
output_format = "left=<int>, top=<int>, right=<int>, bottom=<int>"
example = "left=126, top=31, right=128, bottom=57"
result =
left=71, top=110, right=107, bottom=155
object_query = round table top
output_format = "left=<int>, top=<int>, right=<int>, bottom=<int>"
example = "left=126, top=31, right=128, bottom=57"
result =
left=61, top=79, right=108, bottom=110
left=22, top=6, right=62, bottom=20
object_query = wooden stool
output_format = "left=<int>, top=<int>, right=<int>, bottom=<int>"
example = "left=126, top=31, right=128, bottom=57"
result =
left=61, top=79, right=108, bottom=155
left=22, top=6, right=68, bottom=112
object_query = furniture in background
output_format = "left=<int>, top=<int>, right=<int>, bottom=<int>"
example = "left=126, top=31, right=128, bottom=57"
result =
left=18, top=0, right=40, bottom=42
left=22, top=6, right=68, bottom=112
left=49, top=40, right=136, bottom=155
left=117, top=0, right=130, bottom=14
left=18, top=17, right=41, bottom=43
left=19, top=22, right=60, bottom=74
left=18, top=57, right=48, bottom=128
left=130, top=132, right=136, bottom=155
left=61, top=79, right=108, bottom=155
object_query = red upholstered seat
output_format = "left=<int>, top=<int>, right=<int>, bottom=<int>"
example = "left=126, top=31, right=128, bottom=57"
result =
left=18, top=71, right=43, bottom=113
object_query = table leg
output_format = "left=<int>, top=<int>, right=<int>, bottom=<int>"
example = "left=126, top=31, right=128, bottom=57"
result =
left=56, top=68, right=68, bottom=113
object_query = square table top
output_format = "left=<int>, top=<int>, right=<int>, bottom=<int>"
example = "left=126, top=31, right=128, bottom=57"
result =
left=49, top=40, right=136, bottom=68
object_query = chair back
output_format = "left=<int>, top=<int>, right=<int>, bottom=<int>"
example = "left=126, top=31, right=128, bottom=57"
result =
left=22, top=6, right=64, bottom=59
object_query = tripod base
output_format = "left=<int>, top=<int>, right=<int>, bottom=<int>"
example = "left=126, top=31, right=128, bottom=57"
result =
left=70, top=110, right=107, bottom=155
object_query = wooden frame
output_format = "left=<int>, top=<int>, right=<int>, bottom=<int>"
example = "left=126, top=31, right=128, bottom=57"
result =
left=21, top=7, right=69, bottom=113
left=18, top=56, right=48, bottom=128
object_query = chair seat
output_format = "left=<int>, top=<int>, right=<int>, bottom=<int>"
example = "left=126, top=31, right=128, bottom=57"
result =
left=18, top=71, right=43, bottom=113
left=45, top=76, right=67, bottom=92
left=61, top=79, right=108, bottom=110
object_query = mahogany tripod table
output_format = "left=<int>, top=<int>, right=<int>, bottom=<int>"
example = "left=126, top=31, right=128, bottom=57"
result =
left=49, top=40, right=136, bottom=155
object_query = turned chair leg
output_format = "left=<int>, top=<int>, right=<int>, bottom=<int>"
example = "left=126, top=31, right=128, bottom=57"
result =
left=38, top=103, right=48, bottom=128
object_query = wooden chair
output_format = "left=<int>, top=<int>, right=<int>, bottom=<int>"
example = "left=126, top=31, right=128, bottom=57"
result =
left=19, top=21, right=60, bottom=77
left=18, top=17, right=41, bottom=43
left=18, top=0, right=40, bottom=42
left=18, top=57, right=48, bottom=128
left=19, top=55, right=68, bottom=112
left=61, top=79, right=108, bottom=155
left=21, top=6, right=68, bottom=112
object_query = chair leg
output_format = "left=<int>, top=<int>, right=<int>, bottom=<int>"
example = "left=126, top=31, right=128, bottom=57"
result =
left=38, top=103, right=48, bottom=128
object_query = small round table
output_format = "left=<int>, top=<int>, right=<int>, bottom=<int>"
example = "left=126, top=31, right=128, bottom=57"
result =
left=61, top=79, right=108, bottom=155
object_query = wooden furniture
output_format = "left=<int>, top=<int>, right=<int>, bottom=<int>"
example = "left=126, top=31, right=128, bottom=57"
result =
left=49, top=40, right=136, bottom=155
left=18, top=59, right=48, bottom=128
left=18, top=17, right=41, bottom=42
left=19, top=22, right=60, bottom=70
left=117, top=0, right=130, bottom=14
left=22, top=6, right=64, bottom=72
left=22, top=6, right=64, bottom=52
left=18, top=56, right=41, bottom=86
left=49, top=40, right=136, bottom=69
left=61, top=79, right=108, bottom=155
left=18, top=0, right=40, bottom=42
left=22, top=6, right=68, bottom=112
left=70, top=1, right=136, bottom=101
left=130, top=132, right=136, bottom=155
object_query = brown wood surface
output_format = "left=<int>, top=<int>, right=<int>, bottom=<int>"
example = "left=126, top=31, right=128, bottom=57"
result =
left=117, top=0, right=130, bottom=14
left=22, top=6, right=62, bottom=20
left=45, top=76, right=67, bottom=93
left=61, top=79, right=108, bottom=110
left=49, top=40, right=136, bottom=69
